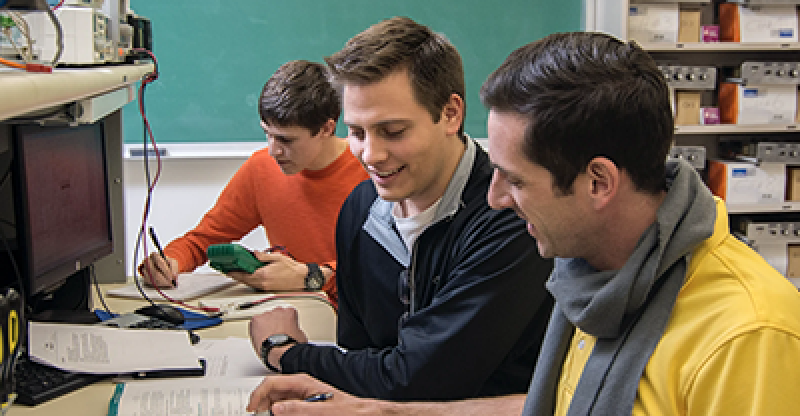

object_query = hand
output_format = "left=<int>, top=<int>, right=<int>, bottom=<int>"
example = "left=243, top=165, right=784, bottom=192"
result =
left=227, top=251, right=307, bottom=291
left=137, top=253, right=179, bottom=288
left=248, top=307, right=308, bottom=371
left=247, top=373, right=380, bottom=415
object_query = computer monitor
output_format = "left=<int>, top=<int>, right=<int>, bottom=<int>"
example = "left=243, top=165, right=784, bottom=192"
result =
left=0, top=121, right=113, bottom=314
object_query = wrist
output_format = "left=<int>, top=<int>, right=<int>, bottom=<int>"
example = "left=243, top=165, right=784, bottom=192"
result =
left=268, top=344, right=294, bottom=372
left=260, top=334, right=297, bottom=373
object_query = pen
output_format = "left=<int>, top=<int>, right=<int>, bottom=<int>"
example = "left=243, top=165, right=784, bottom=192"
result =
left=305, top=392, right=333, bottom=402
left=148, top=226, right=177, bottom=287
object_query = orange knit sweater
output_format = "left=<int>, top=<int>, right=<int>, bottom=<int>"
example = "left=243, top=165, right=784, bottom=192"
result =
left=163, top=147, right=367, bottom=306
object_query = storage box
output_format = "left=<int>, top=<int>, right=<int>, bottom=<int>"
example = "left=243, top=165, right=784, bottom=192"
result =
left=719, top=3, right=798, bottom=43
left=787, top=167, right=800, bottom=201
left=702, top=25, right=719, bottom=42
left=629, top=4, right=680, bottom=43
left=708, top=160, right=786, bottom=205
left=701, top=107, right=721, bottom=125
left=787, top=245, right=800, bottom=278
left=718, top=83, right=797, bottom=124
left=675, top=91, right=702, bottom=125
left=678, top=9, right=702, bottom=42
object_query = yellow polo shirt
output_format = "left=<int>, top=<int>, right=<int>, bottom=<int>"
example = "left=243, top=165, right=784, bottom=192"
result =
left=555, top=199, right=800, bottom=415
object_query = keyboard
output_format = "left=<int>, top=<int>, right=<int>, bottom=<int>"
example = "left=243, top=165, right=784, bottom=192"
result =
left=13, top=353, right=107, bottom=406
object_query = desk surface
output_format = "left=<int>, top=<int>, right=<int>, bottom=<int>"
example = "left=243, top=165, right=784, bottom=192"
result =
left=12, top=283, right=337, bottom=415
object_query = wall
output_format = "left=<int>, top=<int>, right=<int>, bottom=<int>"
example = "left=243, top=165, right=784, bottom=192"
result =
left=123, top=155, right=267, bottom=276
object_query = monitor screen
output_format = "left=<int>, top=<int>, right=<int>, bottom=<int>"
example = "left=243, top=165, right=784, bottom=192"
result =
left=0, top=122, right=112, bottom=299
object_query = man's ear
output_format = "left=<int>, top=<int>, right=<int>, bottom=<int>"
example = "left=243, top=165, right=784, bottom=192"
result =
left=317, top=119, right=338, bottom=138
left=585, top=157, right=619, bottom=209
left=441, top=93, right=465, bottom=136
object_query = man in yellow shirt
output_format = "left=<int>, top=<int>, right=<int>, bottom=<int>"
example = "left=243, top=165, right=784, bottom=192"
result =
left=245, top=31, right=800, bottom=416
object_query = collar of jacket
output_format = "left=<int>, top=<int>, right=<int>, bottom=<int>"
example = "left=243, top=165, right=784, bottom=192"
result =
left=363, top=136, right=477, bottom=268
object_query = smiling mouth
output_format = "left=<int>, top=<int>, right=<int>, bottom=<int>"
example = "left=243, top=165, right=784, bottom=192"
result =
left=371, top=166, right=404, bottom=178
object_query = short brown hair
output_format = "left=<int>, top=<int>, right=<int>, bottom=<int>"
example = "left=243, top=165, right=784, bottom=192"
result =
left=325, top=16, right=466, bottom=137
left=258, top=60, right=341, bottom=135
left=481, top=32, right=673, bottom=195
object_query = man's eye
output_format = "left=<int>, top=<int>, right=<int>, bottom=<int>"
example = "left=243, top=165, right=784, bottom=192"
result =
left=349, top=129, right=365, bottom=140
left=385, top=129, right=406, bottom=138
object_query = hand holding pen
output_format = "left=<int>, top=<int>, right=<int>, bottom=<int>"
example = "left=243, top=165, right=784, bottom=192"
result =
left=249, top=392, right=334, bottom=415
left=136, top=227, right=180, bottom=288
left=247, top=374, right=346, bottom=415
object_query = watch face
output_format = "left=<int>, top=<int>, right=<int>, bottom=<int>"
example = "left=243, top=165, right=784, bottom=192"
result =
left=305, top=264, right=325, bottom=290
left=307, top=274, right=324, bottom=290
left=268, top=334, right=291, bottom=345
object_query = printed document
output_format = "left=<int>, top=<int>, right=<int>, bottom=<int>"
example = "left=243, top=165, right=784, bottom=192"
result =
left=108, top=377, right=264, bottom=416
left=28, top=322, right=202, bottom=374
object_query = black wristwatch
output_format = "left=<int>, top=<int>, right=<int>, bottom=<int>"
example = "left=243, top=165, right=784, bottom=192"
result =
left=260, top=334, right=297, bottom=373
left=305, top=263, right=325, bottom=291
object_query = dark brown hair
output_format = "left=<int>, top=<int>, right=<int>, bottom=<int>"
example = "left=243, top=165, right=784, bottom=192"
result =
left=481, top=32, right=673, bottom=195
left=259, top=60, right=341, bottom=135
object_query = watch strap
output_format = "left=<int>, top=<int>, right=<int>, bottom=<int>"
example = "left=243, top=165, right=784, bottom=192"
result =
left=260, top=335, right=297, bottom=373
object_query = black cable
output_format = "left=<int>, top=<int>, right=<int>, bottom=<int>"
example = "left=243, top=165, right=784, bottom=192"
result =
left=42, top=0, right=63, bottom=66
left=90, top=264, right=112, bottom=315
left=0, top=162, right=11, bottom=191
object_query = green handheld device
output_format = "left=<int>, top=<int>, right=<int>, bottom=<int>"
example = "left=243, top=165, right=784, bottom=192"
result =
left=207, top=243, right=267, bottom=274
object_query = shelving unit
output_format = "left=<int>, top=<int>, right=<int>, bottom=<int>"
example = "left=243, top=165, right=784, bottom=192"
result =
left=589, top=0, right=800, bottom=288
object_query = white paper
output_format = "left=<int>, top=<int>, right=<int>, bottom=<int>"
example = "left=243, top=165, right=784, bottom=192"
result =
left=107, top=272, right=237, bottom=301
left=28, top=322, right=202, bottom=374
left=112, top=377, right=264, bottom=416
left=192, top=337, right=270, bottom=378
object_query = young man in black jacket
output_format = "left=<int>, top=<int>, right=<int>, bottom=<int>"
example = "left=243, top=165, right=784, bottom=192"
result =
left=248, top=16, right=554, bottom=400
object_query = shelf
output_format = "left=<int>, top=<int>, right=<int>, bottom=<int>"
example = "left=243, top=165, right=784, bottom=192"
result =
left=640, top=42, right=800, bottom=52
left=0, top=63, right=155, bottom=122
left=727, top=201, right=800, bottom=214
left=675, top=124, right=800, bottom=134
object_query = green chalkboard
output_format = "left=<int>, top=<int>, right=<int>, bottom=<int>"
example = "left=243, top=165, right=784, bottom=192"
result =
left=123, top=0, right=582, bottom=144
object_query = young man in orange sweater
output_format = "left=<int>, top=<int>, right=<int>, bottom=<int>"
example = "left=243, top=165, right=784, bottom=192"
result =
left=138, top=60, right=368, bottom=305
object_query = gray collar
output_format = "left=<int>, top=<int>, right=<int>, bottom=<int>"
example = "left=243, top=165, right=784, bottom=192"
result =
left=363, top=137, right=476, bottom=267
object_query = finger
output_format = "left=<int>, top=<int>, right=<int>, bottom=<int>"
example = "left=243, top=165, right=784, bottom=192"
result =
left=253, top=251, right=290, bottom=263
left=141, top=255, right=174, bottom=287
left=272, top=400, right=334, bottom=415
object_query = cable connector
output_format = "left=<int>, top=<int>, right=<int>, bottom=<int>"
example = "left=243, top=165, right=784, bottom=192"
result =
left=24, top=63, right=52, bottom=73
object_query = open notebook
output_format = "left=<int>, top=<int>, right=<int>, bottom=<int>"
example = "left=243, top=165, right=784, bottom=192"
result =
left=106, top=272, right=237, bottom=301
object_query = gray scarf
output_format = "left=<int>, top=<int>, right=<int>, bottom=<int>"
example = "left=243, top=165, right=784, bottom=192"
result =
left=522, top=159, right=716, bottom=416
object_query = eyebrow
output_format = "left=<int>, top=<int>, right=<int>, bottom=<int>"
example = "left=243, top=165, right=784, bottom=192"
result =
left=343, top=119, right=410, bottom=129
left=261, top=128, right=295, bottom=141
left=490, top=163, right=510, bottom=175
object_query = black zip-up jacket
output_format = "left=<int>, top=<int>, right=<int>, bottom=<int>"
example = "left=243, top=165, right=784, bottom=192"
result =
left=281, top=139, right=554, bottom=400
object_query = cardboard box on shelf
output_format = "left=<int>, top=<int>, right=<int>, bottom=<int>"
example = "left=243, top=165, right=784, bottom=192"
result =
left=708, top=160, right=786, bottom=206
left=675, top=91, right=702, bottom=125
left=719, top=3, right=798, bottom=43
left=786, top=245, right=800, bottom=278
left=787, top=167, right=800, bottom=202
left=678, top=9, right=702, bottom=43
left=718, top=83, right=797, bottom=125
left=629, top=3, right=680, bottom=44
